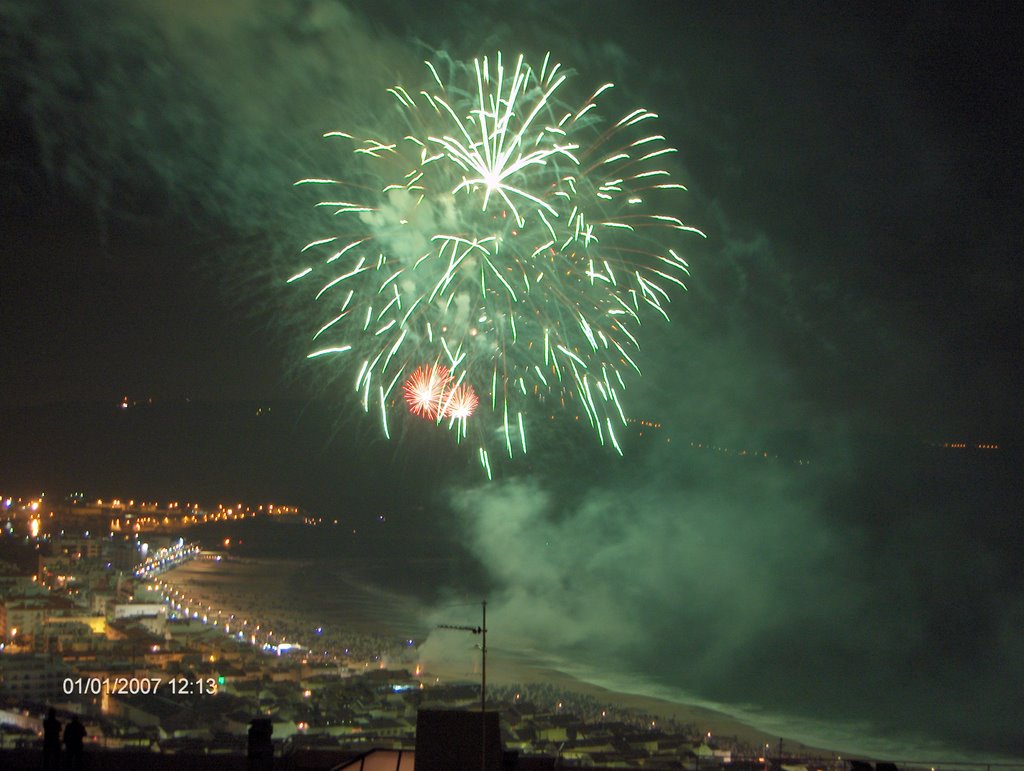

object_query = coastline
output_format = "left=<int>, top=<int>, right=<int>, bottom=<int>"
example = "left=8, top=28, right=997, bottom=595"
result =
left=162, top=555, right=803, bottom=752
left=423, top=654, right=829, bottom=757
left=159, top=550, right=1015, bottom=764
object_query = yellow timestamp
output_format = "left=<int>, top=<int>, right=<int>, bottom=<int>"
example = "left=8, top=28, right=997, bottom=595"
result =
left=61, top=677, right=219, bottom=696
left=167, top=676, right=219, bottom=696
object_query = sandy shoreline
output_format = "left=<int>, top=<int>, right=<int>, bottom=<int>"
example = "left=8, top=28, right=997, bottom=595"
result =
left=424, top=655, right=833, bottom=756
left=161, top=558, right=838, bottom=757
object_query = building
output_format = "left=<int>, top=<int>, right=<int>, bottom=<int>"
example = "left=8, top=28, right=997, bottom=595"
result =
left=0, top=653, right=72, bottom=701
left=415, top=709, right=504, bottom=771
left=0, top=595, right=77, bottom=642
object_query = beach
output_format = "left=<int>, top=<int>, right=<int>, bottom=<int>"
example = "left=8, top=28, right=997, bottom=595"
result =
left=159, top=552, right=831, bottom=756
left=428, top=655, right=811, bottom=754
left=159, top=555, right=426, bottom=663
left=158, top=549, right=1016, bottom=764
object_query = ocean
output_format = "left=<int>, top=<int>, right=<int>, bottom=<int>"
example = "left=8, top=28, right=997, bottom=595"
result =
left=163, top=477, right=1024, bottom=766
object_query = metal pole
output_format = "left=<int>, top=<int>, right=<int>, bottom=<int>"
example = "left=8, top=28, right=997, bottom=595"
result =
left=481, top=599, right=487, bottom=771
left=481, top=600, right=487, bottom=712
left=436, top=601, right=489, bottom=770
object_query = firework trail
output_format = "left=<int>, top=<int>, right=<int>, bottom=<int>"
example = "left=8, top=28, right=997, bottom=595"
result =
left=290, top=52, right=703, bottom=477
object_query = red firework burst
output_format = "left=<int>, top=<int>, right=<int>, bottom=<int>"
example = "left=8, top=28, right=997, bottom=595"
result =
left=444, top=382, right=479, bottom=420
left=403, top=365, right=451, bottom=419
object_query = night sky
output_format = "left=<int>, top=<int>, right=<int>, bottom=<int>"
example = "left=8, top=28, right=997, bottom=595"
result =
left=1, top=0, right=1021, bottom=759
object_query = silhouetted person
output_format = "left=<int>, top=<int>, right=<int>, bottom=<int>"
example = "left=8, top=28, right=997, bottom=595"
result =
left=247, top=717, right=273, bottom=771
left=42, top=708, right=61, bottom=771
left=62, top=715, right=86, bottom=771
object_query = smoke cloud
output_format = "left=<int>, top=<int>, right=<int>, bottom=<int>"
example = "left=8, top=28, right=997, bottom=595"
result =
left=421, top=431, right=1021, bottom=757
